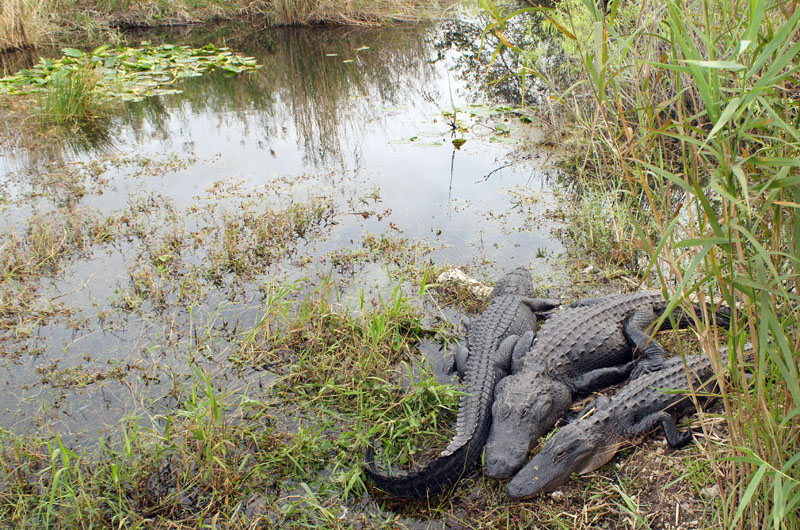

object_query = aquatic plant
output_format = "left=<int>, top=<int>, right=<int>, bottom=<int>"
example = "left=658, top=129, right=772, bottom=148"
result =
left=1, top=43, right=259, bottom=101
left=481, top=0, right=800, bottom=527
left=36, top=63, right=106, bottom=126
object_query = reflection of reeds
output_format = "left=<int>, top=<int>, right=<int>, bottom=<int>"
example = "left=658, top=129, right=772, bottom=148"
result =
left=258, top=25, right=435, bottom=166
left=122, top=24, right=437, bottom=168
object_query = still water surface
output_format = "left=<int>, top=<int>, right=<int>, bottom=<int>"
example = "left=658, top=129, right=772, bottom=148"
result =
left=0, top=20, right=562, bottom=443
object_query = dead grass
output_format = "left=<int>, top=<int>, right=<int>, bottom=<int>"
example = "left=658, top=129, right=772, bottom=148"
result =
left=0, top=0, right=454, bottom=51
left=0, top=0, right=56, bottom=51
left=256, top=0, right=457, bottom=26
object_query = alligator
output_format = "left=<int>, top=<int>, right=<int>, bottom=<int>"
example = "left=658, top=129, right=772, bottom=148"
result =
left=483, top=291, right=730, bottom=479
left=364, top=267, right=560, bottom=497
left=506, top=331, right=718, bottom=499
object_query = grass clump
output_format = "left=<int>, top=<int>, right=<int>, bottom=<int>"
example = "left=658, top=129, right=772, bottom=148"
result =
left=480, top=0, right=800, bottom=526
left=36, top=64, right=106, bottom=127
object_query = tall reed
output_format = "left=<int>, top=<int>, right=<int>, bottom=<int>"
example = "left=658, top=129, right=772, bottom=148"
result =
left=1, top=0, right=454, bottom=47
left=481, top=0, right=800, bottom=526
left=0, top=0, right=53, bottom=51
left=260, top=0, right=455, bottom=25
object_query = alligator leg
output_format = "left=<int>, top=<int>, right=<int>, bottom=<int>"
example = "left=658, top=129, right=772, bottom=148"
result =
left=522, top=297, right=561, bottom=319
left=624, top=307, right=667, bottom=379
left=622, top=411, right=694, bottom=447
left=535, top=294, right=622, bottom=319
left=569, top=362, right=636, bottom=396
left=491, top=334, right=525, bottom=378
left=569, top=395, right=611, bottom=422
left=511, top=330, right=535, bottom=373
left=453, top=332, right=524, bottom=378
left=562, top=294, right=625, bottom=308
left=451, top=344, right=469, bottom=377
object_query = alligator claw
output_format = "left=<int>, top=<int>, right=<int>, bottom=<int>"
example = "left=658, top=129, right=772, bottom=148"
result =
left=630, top=359, right=665, bottom=380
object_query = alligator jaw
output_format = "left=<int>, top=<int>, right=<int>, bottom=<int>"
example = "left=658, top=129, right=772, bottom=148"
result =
left=484, top=374, right=572, bottom=479
left=506, top=420, right=621, bottom=499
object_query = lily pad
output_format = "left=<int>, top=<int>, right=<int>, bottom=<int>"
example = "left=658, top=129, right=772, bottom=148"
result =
left=388, top=136, right=419, bottom=144
left=495, top=122, right=511, bottom=134
left=0, top=43, right=261, bottom=100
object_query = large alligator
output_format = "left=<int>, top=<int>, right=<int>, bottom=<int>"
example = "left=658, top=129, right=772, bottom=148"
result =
left=484, top=291, right=730, bottom=479
left=506, top=335, right=718, bottom=499
left=364, top=267, right=560, bottom=497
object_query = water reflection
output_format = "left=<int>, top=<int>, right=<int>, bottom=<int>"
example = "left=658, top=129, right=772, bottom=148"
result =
left=113, top=24, right=438, bottom=169
left=0, top=18, right=564, bottom=442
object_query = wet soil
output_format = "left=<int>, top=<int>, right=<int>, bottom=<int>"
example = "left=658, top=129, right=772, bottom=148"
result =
left=0, top=14, right=723, bottom=530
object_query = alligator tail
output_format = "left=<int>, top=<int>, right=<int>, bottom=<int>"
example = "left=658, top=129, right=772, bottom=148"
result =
left=363, top=421, right=490, bottom=498
left=656, top=301, right=732, bottom=331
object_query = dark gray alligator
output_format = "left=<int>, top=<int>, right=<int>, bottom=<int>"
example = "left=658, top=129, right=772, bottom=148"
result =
left=506, top=341, right=717, bottom=499
left=364, top=267, right=560, bottom=498
left=483, top=291, right=730, bottom=479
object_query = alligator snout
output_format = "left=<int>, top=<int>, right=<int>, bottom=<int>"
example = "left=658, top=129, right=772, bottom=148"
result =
left=484, top=453, right=519, bottom=479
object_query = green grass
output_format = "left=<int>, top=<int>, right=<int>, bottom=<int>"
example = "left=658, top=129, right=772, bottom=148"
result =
left=479, top=0, right=800, bottom=527
left=36, top=65, right=105, bottom=127
left=0, top=270, right=458, bottom=528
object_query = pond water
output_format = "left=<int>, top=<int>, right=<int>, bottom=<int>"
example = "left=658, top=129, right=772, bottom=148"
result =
left=0, top=19, right=562, bottom=443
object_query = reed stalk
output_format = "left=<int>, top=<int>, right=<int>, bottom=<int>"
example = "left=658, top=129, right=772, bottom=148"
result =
left=481, top=0, right=800, bottom=526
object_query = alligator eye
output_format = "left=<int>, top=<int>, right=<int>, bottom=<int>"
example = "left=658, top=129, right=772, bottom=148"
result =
left=554, top=448, right=567, bottom=461
left=497, top=403, right=511, bottom=418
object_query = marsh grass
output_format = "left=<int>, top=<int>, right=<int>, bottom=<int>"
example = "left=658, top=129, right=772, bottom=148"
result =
left=481, top=0, right=800, bottom=526
left=0, top=0, right=53, bottom=51
left=0, top=0, right=454, bottom=50
left=0, top=269, right=460, bottom=528
left=36, top=65, right=107, bottom=128
left=261, top=0, right=455, bottom=25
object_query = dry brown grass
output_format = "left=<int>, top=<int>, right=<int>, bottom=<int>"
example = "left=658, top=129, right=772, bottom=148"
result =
left=255, top=0, right=457, bottom=25
left=0, top=0, right=54, bottom=51
left=0, top=0, right=454, bottom=52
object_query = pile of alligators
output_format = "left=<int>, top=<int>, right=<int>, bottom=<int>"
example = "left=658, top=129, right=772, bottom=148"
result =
left=364, top=267, right=731, bottom=499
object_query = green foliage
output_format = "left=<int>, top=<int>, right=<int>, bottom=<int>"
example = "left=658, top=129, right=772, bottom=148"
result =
left=36, top=64, right=105, bottom=126
left=481, top=0, right=800, bottom=527
left=1, top=43, right=260, bottom=101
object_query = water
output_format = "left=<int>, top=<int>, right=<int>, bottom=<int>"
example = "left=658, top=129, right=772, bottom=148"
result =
left=0, top=20, right=562, bottom=443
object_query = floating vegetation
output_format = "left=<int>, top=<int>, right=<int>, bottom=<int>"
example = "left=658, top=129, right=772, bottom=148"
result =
left=0, top=43, right=260, bottom=102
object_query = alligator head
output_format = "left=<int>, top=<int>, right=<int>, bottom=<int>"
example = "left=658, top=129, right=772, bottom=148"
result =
left=483, top=374, right=572, bottom=478
left=489, top=266, right=535, bottom=298
left=505, top=413, right=624, bottom=499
